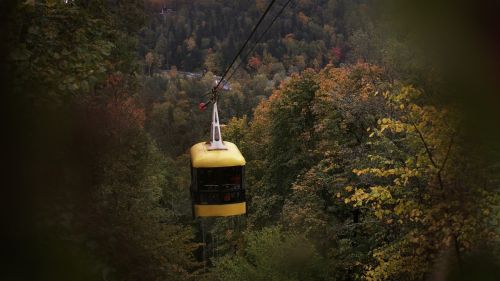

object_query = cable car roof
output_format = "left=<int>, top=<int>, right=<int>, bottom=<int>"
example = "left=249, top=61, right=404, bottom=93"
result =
left=190, top=141, right=246, bottom=168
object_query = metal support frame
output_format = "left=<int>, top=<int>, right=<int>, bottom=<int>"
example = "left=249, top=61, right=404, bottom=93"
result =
left=208, top=102, right=226, bottom=150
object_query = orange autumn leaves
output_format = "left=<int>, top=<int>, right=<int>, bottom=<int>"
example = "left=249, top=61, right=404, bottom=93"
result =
left=225, top=62, right=499, bottom=280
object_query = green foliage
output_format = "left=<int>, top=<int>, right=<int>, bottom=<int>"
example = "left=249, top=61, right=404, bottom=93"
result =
left=240, top=70, right=321, bottom=226
left=137, top=0, right=435, bottom=93
left=4, top=1, right=204, bottom=280
left=237, top=63, right=499, bottom=280
left=280, top=63, right=392, bottom=279
left=343, top=86, right=500, bottom=280
left=86, top=123, right=200, bottom=281
left=214, top=227, right=331, bottom=281
left=142, top=74, right=212, bottom=156
left=139, top=0, right=384, bottom=75
left=11, top=3, right=112, bottom=102
left=222, top=116, right=249, bottom=149
left=204, top=50, right=223, bottom=74
left=4, top=1, right=500, bottom=281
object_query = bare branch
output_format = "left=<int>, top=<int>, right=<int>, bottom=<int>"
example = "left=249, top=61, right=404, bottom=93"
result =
left=438, top=130, right=456, bottom=174
left=411, top=120, right=438, bottom=168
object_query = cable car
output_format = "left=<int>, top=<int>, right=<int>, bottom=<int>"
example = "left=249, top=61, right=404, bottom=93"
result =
left=190, top=102, right=246, bottom=217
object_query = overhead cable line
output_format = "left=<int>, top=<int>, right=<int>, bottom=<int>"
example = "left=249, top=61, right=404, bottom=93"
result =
left=225, top=0, right=294, bottom=82
left=212, top=0, right=278, bottom=94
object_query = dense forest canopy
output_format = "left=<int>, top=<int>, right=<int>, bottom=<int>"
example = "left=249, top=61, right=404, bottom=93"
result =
left=1, top=0, right=499, bottom=281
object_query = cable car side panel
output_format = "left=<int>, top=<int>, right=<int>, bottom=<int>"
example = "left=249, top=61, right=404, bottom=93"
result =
left=190, top=142, right=247, bottom=217
left=194, top=202, right=246, bottom=217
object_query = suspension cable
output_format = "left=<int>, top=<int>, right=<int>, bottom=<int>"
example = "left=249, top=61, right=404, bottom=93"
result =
left=225, top=0, right=294, bottom=82
left=212, top=0, right=278, bottom=94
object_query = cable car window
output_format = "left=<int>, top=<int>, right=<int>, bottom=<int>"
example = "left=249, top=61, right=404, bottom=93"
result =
left=197, top=166, right=242, bottom=190
left=193, top=166, right=244, bottom=205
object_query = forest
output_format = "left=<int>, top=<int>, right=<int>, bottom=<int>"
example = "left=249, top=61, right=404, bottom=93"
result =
left=1, top=0, right=499, bottom=281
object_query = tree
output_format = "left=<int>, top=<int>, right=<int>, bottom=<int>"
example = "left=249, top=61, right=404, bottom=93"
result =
left=248, top=55, right=262, bottom=70
left=239, top=70, right=320, bottom=227
left=204, top=49, right=223, bottom=74
left=214, top=227, right=331, bottom=281
left=281, top=63, right=392, bottom=279
left=343, top=87, right=500, bottom=280
left=145, top=51, right=154, bottom=76
left=155, top=33, right=168, bottom=66
left=3, top=2, right=204, bottom=280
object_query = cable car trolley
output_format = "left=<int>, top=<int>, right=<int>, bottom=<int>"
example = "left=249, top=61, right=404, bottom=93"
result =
left=188, top=0, right=290, bottom=216
left=190, top=101, right=246, bottom=217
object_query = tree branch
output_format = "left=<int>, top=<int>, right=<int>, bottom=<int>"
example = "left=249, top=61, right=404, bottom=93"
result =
left=411, top=120, right=446, bottom=190
left=411, top=121, right=438, bottom=168
left=438, top=130, right=456, bottom=175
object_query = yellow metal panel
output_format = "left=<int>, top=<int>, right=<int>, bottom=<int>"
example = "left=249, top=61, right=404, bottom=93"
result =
left=190, top=141, right=246, bottom=168
left=194, top=202, right=246, bottom=217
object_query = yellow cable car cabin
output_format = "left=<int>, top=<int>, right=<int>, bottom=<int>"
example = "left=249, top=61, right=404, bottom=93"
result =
left=190, top=102, right=246, bottom=217
left=190, top=141, right=246, bottom=217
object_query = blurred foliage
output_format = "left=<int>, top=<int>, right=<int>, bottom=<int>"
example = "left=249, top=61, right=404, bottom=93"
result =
left=2, top=1, right=203, bottom=280
left=214, top=227, right=331, bottom=281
